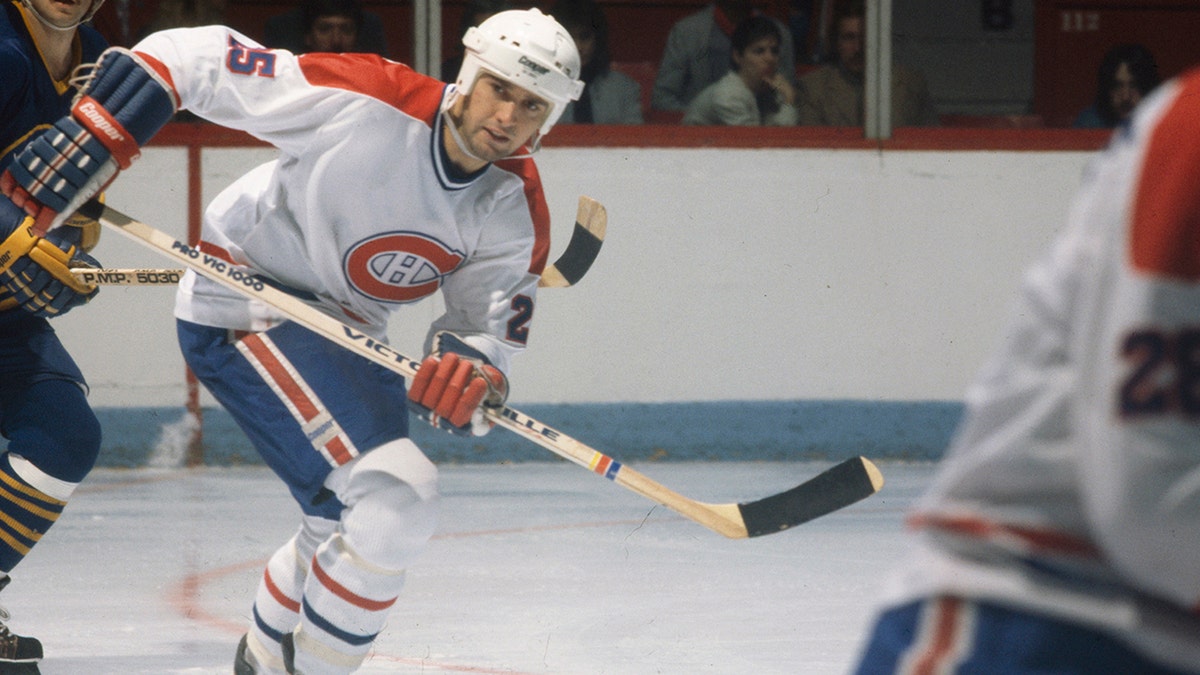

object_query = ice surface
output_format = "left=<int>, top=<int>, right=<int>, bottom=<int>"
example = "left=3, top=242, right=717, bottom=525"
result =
left=12, top=461, right=932, bottom=674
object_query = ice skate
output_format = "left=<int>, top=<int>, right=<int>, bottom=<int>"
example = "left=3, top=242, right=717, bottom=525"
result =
left=280, top=632, right=295, bottom=674
left=0, top=618, right=41, bottom=675
left=0, top=578, right=42, bottom=675
left=234, top=632, right=294, bottom=675
left=233, top=635, right=255, bottom=675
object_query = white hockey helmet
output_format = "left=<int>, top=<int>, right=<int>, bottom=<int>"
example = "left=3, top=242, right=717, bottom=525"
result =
left=455, top=8, right=585, bottom=138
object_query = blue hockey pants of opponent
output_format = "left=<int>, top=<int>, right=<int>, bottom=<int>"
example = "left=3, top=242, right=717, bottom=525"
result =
left=0, top=316, right=102, bottom=575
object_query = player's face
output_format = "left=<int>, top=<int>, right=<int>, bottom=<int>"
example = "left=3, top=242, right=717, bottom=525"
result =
left=456, top=72, right=550, bottom=163
left=28, top=0, right=91, bottom=29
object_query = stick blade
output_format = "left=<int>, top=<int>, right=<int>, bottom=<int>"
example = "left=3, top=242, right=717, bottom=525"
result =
left=737, top=457, right=884, bottom=537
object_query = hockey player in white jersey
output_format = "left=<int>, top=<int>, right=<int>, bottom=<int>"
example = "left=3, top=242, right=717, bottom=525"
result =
left=0, top=8, right=582, bottom=674
left=852, top=71, right=1200, bottom=673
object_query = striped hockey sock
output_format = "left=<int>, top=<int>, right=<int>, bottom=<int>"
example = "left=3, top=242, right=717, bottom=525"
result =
left=0, top=456, right=67, bottom=572
left=291, top=476, right=436, bottom=673
left=283, top=441, right=438, bottom=672
left=246, top=516, right=334, bottom=671
left=292, top=533, right=407, bottom=673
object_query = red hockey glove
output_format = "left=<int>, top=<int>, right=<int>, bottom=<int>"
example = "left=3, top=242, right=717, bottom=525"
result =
left=408, top=333, right=508, bottom=437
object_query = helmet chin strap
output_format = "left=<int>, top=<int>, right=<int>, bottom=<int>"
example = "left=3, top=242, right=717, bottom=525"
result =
left=439, top=92, right=540, bottom=165
left=441, top=109, right=489, bottom=166
left=20, top=0, right=88, bottom=31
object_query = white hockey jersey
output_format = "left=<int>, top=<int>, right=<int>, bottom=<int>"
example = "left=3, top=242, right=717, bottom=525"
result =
left=880, top=70, right=1200, bottom=672
left=133, top=26, right=551, bottom=374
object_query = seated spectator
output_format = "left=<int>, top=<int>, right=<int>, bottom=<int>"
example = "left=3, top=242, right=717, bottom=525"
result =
left=441, top=0, right=511, bottom=82
left=138, top=0, right=229, bottom=120
left=684, top=16, right=797, bottom=126
left=652, top=0, right=795, bottom=112
left=299, top=0, right=360, bottom=53
left=1074, top=43, right=1160, bottom=129
left=550, top=0, right=642, bottom=124
left=263, top=0, right=388, bottom=56
left=796, top=0, right=937, bottom=127
left=138, top=0, right=228, bottom=38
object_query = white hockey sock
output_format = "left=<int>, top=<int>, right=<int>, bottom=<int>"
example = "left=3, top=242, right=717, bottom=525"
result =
left=248, top=515, right=335, bottom=670
left=292, top=482, right=437, bottom=674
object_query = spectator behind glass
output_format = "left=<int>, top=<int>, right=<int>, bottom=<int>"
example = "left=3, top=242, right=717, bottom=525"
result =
left=263, top=0, right=388, bottom=56
left=550, top=0, right=642, bottom=124
left=1074, top=43, right=1160, bottom=129
left=796, top=0, right=937, bottom=127
left=137, top=0, right=228, bottom=120
left=652, top=0, right=795, bottom=112
left=138, top=0, right=228, bottom=37
left=441, top=0, right=511, bottom=82
left=684, top=16, right=797, bottom=126
left=300, top=0, right=360, bottom=53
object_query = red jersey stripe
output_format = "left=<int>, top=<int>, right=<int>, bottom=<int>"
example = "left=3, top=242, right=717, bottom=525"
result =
left=297, top=53, right=445, bottom=126
left=494, top=157, right=551, bottom=276
left=1131, top=70, right=1200, bottom=280
left=199, top=240, right=236, bottom=264
left=908, top=513, right=1102, bottom=557
left=131, top=52, right=182, bottom=109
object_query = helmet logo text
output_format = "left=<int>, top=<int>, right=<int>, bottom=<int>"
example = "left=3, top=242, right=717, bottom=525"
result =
left=518, top=56, right=549, bottom=75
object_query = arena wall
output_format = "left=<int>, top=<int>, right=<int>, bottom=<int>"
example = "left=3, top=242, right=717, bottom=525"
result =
left=57, top=132, right=1102, bottom=463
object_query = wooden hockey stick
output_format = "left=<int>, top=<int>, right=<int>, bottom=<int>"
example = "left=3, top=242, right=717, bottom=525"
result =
left=71, top=268, right=184, bottom=285
left=76, top=196, right=607, bottom=289
left=82, top=201, right=883, bottom=539
left=538, top=195, right=606, bottom=288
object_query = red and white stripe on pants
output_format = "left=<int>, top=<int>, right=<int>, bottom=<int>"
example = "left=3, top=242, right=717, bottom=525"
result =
left=236, top=332, right=360, bottom=467
left=897, top=597, right=976, bottom=675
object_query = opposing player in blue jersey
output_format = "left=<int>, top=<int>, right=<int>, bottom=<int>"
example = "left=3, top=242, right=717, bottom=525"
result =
left=0, top=7, right=584, bottom=673
left=0, top=0, right=107, bottom=670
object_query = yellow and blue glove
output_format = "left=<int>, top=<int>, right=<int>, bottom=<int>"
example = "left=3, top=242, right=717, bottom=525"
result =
left=0, top=197, right=99, bottom=317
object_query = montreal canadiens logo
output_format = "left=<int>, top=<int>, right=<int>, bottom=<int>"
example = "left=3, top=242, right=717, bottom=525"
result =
left=344, top=231, right=465, bottom=303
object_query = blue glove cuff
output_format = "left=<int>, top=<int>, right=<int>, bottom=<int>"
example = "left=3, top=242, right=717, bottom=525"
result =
left=433, top=331, right=495, bottom=366
left=80, top=49, right=177, bottom=147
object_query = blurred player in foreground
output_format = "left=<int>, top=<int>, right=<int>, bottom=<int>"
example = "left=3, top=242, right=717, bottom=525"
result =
left=852, top=69, right=1200, bottom=675
left=0, top=7, right=582, bottom=673
left=0, top=0, right=108, bottom=669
